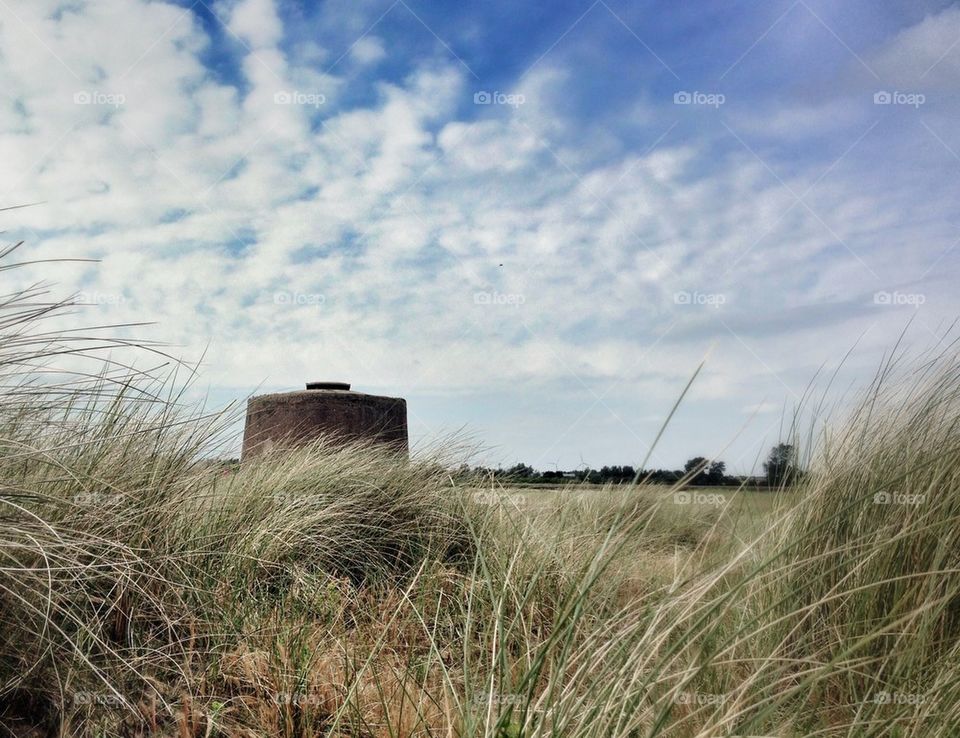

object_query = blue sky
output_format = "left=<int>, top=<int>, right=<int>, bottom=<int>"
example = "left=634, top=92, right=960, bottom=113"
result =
left=2, top=0, right=959, bottom=471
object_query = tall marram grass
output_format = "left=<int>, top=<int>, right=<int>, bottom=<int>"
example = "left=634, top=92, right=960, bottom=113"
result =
left=2, top=252, right=960, bottom=736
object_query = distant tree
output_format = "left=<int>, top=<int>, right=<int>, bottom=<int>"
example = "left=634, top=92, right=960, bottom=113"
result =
left=683, top=458, right=729, bottom=485
left=460, top=460, right=736, bottom=487
left=648, top=468, right=683, bottom=484
left=684, top=457, right=709, bottom=485
left=764, top=444, right=798, bottom=487
left=596, top=465, right=635, bottom=484
left=707, top=460, right=727, bottom=485
left=506, top=463, right=536, bottom=479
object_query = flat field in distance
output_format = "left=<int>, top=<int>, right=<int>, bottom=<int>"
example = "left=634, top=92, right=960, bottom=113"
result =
left=472, top=483, right=788, bottom=542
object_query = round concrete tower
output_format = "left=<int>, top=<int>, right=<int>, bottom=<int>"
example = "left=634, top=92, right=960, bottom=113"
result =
left=241, top=382, right=408, bottom=459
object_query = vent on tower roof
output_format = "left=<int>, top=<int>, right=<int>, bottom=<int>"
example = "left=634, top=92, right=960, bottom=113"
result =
left=306, top=381, right=351, bottom=390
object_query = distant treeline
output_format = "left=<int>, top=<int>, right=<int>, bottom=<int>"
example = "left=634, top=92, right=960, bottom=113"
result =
left=463, top=444, right=802, bottom=488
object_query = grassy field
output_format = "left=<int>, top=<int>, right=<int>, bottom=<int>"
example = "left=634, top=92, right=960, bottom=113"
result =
left=3, top=280, right=960, bottom=736
left=480, top=484, right=786, bottom=543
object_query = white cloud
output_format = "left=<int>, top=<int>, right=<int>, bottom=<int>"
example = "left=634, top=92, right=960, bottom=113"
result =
left=223, top=0, right=284, bottom=49
left=867, top=6, right=960, bottom=88
left=437, top=120, right=543, bottom=172
left=350, top=36, right=386, bottom=66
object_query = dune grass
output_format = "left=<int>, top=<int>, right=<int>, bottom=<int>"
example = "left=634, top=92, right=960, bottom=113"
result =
left=2, top=261, right=960, bottom=736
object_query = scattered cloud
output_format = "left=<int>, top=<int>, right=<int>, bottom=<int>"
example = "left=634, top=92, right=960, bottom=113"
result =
left=350, top=36, right=387, bottom=66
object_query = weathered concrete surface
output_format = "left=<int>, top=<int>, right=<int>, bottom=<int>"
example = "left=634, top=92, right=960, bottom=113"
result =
left=241, top=386, right=408, bottom=459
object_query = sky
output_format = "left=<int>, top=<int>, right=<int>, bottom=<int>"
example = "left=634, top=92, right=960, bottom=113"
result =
left=1, top=0, right=959, bottom=472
